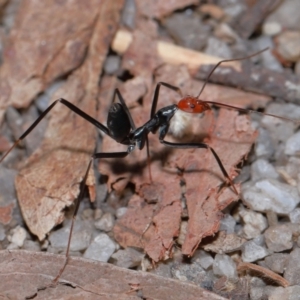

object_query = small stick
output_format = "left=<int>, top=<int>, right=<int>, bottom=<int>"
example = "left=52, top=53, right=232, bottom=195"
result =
left=111, top=29, right=241, bottom=72
left=237, top=262, right=290, bottom=288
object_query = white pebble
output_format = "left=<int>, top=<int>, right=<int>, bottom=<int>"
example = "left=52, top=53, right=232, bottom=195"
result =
left=94, top=212, right=115, bottom=232
left=289, top=208, right=300, bottom=223
left=213, top=254, right=237, bottom=279
left=242, top=240, right=269, bottom=263
left=83, top=233, right=116, bottom=262
left=242, top=179, right=299, bottom=215
left=251, top=158, right=279, bottom=181
left=10, top=226, right=27, bottom=247
left=285, top=131, right=300, bottom=155
left=262, top=22, right=282, bottom=36
left=49, top=220, right=93, bottom=252
left=239, top=210, right=268, bottom=239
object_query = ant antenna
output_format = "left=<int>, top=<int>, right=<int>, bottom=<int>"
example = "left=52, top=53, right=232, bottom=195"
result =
left=196, top=47, right=269, bottom=99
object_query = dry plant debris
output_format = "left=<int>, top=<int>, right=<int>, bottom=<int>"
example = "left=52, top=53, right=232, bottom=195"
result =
left=6, top=0, right=124, bottom=240
left=237, top=262, right=290, bottom=288
left=0, top=250, right=227, bottom=299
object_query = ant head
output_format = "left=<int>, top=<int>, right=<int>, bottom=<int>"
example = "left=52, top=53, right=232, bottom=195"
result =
left=178, top=96, right=211, bottom=114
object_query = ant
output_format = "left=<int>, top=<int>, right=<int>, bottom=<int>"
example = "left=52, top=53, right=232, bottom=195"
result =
left=0, top=47, right=297, bottom=285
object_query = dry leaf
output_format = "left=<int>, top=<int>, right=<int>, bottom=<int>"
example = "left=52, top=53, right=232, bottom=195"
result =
left=13, top=0, right=124, bottom=240
left=0, top=250, right=227, bottom=300
left=0, top=0, right=102, bottom=121
left=105, top=59, right=256, bottom=260
left=136, top=0, right=199, bottom=19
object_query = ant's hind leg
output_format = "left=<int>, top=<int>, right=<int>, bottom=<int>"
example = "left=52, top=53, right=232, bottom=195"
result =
left=160, top=139, right=238, bottom=195
left=52, top=150, right=129, bottom=284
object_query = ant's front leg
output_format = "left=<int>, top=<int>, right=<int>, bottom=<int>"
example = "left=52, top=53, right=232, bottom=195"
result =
left=150, top=82, right=183, bottom=118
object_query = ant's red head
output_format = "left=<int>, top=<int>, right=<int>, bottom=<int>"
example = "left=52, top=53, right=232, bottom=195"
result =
left=178, top=96, right=211, bottom=114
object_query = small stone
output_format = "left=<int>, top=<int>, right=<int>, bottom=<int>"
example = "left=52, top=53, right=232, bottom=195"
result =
left=263, top=0, right=300, bottom=31
left=262, top=21, right=282, bottom=36
left=163, top=12, right=210, bottom=50
left=171, top=259, right=207, bottom=286
left=254, top=127, right=275, bottom=158
left=276, top=30, right=300, bottom=62
left=121, top=0, right=136, bottom=29
left=10, top=226, right=27, bottom=247
left=253, top=36, right=283, bottom=72
left=7, top=243, right=19, bottom=250
left=269, top=286, right=300, bottom=300
left=0, top=224, right=6, bottom=241
left=239, top=210, right=268, bottom=239
left=264, top=253, right=289, bottom=274
left=285, top=131, right=300, bottom=155
left=284, top=247, right=300, bottom=285
left=111, top=247, right=143, bottom=268
left=49, top=220, right=93, bottom=252
left=94, top=208, right=103, bottom=220
left=204, top=36, right=232, bottom=59
left=23, top=240, right=41, bottom=252
left=250, top=285, right=278, bottom=300
left=103, top=55, right=121, bottom=75
left=82, top=208, right=94, bottom=220
left=289, top=208, right=300, bottom=223
left=241, top=240, right=269, bottom=263
left=193, top=250, right=214, bottom=270
left=219, top=214, right=236, bottom=234
left=214, top=22, right=238, bottom=44
left=116, top=207, right=128, bottom=219
left=83, top=233, right=116, bottom=262
left=242, top=179, right=299, bottom=215
left=149, top=261, right=172, bottom=278
left=94, top=212, right=115, bottom=232
left=250, top=158, right=279, bottom=182
left=264, top=224, right=294, bottom=252
left=213, top=254, right=237, bottom=279
left=177, top=221, right=187, bottom=245
left=203, top=231, right=246, bottom=254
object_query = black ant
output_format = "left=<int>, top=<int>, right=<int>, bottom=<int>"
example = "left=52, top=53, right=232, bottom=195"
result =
left=0, top=47, right=297, bottom=284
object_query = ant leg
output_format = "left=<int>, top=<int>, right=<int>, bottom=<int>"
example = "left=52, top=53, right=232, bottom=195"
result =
left=145, top=136, right=152, bottom=182
left=113, top=89, right=136, bottom=130
left=0, top=98, right=111, bottom=163
left=52, top=150, right=129, bottom=284
left=150, top=82, right=183, bottom=118
left=145, top=82, right=183, bottom=181
left=160, top=140, right=238, bottom=195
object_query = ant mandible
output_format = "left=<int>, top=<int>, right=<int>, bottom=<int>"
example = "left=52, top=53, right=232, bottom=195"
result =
left=0, top=47, right=293, bottom=283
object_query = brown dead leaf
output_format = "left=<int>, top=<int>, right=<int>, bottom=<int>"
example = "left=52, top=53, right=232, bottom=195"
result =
left=0, top=250, right=227, bottom=299
left=0, top=0, right=101, bottom=121
left=136, top=0, right=199, bottom=19
left=114, top=173, right=182, bottom=262
left=13, top=0, right=124, bottom=240
left=105, top=60, right=256, bottom=260
left=178, top=108, right=256, bottom=255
